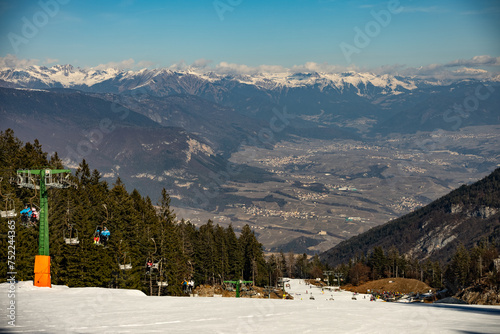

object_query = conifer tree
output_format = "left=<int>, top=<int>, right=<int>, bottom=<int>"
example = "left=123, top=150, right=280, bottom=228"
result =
left=239, top=224, right=266, bottom=285
left=225, top=224, right=242, bottom=280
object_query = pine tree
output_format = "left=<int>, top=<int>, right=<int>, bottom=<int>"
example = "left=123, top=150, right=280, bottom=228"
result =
left=446, top=243, right=471, bottom=290
left=239, top=225, right=266, bottom=285
left=225, top=224, right=242, bottom=280
left=368, top=246, right=387, bottom=279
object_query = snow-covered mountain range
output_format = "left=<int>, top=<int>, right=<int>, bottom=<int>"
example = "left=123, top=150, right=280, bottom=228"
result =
left=0, top=64, right=446, bottom=97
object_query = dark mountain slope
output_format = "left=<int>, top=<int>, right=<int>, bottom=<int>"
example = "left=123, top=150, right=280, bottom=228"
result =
left=89, top=92, right=270, bottom=156
left=0, top=87, right=276, bottom=203
left=373, top=82, right=500, bottom=135
left=320, top=168, right=500, bottom=266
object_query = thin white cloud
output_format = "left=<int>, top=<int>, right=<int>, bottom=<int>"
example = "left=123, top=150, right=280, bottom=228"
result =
left=0, top=54, right=38, bottom=69
left=92, top=58, right=155, bottom=70
left=366, top=55, right=500, bottom=80
left=192, top=58, right=213, bottom=69
left=214, top=62, right=258, bottom=75
left=444, top=55, right=500, bottom=67
left=291, top=62, right=349, bottom=73
left=168, top=60, right=188, bottom=71
left=212, top=62, right=288, bottom=75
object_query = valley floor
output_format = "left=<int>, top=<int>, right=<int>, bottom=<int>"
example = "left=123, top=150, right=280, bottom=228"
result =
left=1, top=279, right=500, bottom=333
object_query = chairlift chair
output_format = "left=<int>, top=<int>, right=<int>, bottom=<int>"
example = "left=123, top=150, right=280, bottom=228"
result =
left=0, top=196, right=16, bottom=218
left=120, top=263, right=133, bottom=270
left=94, top=204, right=109, bottom=246
left=93, top=226, right=103, bottom=245
left=0, top=177, right=17, bottom=218
left=64, top=226, right=80, bottom=245
left=119, top=255, right=133, bottom=270
left=62, top=201, right=79, bottom=245
left=0, top=209, right=16, bottom=218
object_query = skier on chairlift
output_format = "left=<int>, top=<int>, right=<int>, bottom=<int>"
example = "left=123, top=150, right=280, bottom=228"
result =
left=101, top=227, right=110, bottom=245
left=146, top=259, right=153, bottom=273
left=31, top=207, right=38, bottom=223
left=20, top=205, right=32, bottom=224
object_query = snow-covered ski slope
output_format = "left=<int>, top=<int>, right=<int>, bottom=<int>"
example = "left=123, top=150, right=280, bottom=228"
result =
left=1, top=279, right=499, bottom=333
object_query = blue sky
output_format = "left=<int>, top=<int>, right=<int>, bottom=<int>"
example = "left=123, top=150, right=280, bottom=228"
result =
left=0, top=0, right=499, bottom=74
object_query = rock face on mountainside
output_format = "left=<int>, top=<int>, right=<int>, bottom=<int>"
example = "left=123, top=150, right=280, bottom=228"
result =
left=320, top=168, right=500, bottom=266
left=457, top=283, right=500, bottom=305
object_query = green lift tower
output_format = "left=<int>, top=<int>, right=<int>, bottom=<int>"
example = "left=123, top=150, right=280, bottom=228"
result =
left=17, top=168, right=72, bottom=287
left=223, top=280, right=254, bottom=298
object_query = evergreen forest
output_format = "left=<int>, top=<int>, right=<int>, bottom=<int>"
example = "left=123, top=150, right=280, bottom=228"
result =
left=0, top=130, right=319, bottom=295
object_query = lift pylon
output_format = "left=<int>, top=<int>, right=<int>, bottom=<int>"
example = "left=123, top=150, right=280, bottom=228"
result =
left=223, top=280, right=254, bottom=298
left=16, top=168, right=72, bottom=287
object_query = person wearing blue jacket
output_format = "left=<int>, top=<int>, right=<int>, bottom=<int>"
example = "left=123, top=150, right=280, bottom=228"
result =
left=20, top=205, right=32, bottom=224
left=20, top=205, right=32, bottom=216
left=101, top=227, right=110, bottom=245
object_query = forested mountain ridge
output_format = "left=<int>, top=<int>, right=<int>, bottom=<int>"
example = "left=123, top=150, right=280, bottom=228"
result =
left=320, top=168, right=500, bottom=267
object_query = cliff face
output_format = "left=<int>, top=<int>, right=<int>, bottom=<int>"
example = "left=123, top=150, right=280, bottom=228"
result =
left=320, top=168, right=500, bottom=266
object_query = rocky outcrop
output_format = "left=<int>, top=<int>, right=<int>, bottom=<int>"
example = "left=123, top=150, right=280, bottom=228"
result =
left=410, top=225, right=458, bottom=259
left=449, top=204, right=497, bottom=218
left=468, top=206, right=498, bottom=219
left=457, top=284, right=500, bottom=305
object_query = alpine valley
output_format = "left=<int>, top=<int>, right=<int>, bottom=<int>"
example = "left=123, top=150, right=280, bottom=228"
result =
left=1, top=64, right=499, bottom=254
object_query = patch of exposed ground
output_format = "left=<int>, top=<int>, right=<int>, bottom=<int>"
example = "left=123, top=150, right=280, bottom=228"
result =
left=342, top=278, right=433, bottom=294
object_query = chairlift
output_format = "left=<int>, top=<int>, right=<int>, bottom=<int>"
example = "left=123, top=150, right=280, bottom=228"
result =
left=0, top=209, right=16, bottom=218
left=64, top=225, right=80, bottom=245
left=93, top=226, right=103, bottom=245
left=62, top=202, right=79, bottom=245
left=93, top=204, right=109, bottom=246
left=0, top=177, right=17, bottom=218
left=148, top=238, right=161, bottom=271
left=17, top=170, right=39, bottom=190
left=157, top=271, right=169, bottom=288
left=0, top=196, right=16, bottom=218
left=20, top=203, right=38, bottom=228
left=119, top=252, right=132, bottom=270
left=18, top=177, right=40, bottom=227
left=120, top=263, right=133, bottom=270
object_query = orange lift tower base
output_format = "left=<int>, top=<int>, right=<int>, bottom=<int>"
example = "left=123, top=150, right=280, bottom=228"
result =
left=34, top=255, right=51, bottom=287
left=16, top=169, right=72, bottom=288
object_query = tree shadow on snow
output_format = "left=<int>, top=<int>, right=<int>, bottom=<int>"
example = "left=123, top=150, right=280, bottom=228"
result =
left=405, top=303, right=500, bottom=316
